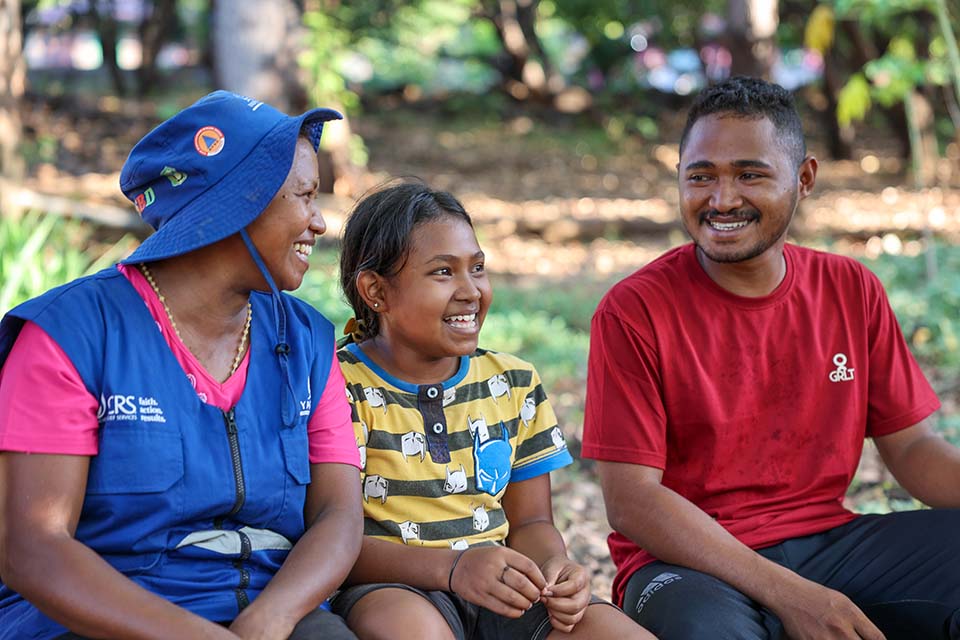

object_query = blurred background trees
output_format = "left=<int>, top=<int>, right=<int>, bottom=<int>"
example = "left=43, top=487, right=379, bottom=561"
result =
left=312, top=0, right=956, bottom=185
left=2, top=0, right=956, bottom=179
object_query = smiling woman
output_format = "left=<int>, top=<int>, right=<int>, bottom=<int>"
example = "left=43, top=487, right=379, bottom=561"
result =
left=0, top=92, right=363, bottom=640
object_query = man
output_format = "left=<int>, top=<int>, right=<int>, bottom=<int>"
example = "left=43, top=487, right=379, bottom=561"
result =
left=582, top=76, right=960, bottom=640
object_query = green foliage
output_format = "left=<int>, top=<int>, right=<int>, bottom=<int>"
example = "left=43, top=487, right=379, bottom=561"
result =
left=0, top=213, right=133, bottom=316
left=19, top=133, right=59, bottom=167
left=483, top=275, right=608, bottom=384
left=552, top=0, right=724, bottom=60
left=481, top=310, right=589, bottom=385
left=831, top=0, right=959, bottom=121
left=837, top=73, right=872, bottom=126
left=490, top=277, right=611, bottom=333
left=827, top=0, right=958, bottom=183
left=299, top=0, right=736, bottom=108
left=851, top=491, right=922, bottom=514
left=303, top=0, right=499, bottom=99
left=300, top=10, right=360, bottom=112
left=834, top=0, right=934, bottom=19
left=804, top=5, right=836, bottom=54
left=863, top=243, right=960, bottom=374
left=864, top=36, right=930, bottom=106
left=938, top=414, right=960, bottom=448
left=293, top=247, right=353, bottom=337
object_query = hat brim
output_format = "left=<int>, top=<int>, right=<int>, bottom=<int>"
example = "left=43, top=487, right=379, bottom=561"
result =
left=121, top=107, right=341, bottom=265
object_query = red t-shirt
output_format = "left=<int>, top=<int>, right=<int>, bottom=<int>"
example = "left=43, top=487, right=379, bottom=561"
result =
left=582, top=243, right=940, bottom=605
left=0, top=265, right=359, bottom=467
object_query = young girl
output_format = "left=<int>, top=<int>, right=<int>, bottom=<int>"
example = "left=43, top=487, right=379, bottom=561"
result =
left=332, top=181, right=653, bottom=640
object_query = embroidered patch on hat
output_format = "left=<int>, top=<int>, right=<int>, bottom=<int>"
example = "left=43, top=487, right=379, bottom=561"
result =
left=135, top=187, right=156, bottom=213
left=161, top=166, right=188, bottom=187
left=194, top=126, right=225, bottom=157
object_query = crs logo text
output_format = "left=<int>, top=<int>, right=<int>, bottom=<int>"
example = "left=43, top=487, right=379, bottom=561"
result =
left=97, top=394, right=167, bottom=423
left=98, top=394, right=137, bottom=421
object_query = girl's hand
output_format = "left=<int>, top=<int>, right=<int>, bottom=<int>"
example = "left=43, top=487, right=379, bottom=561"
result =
left=449, top=546, right=546, bottom=618
left=539, top=556, right=591, bottom=633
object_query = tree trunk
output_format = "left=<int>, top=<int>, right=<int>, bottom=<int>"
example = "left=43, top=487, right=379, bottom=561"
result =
left=216, top=0, right=365, bottom=194
left=726, top=0, right=778, bottom=79
left=821, top=49, right=854, bottom=159
left=483, top=0, right=557, bottom=102
left=137, top=0, right=177, bottom=96
left=0, top=0, right=25, bottom=217
left=91, top=0, right=126, bottom=96
left=212, top=0, right=307, bottom=111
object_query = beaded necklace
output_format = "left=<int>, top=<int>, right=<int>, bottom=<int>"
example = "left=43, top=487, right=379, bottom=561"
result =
left=138, top=263, right=252, bottom=376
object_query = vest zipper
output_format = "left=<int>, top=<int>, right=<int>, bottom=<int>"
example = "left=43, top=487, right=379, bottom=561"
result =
left=234, top=530, right=252, bottom=610
left=222, top=408, right=246, bottom=516
left=223, top=408, right=249, bottom=611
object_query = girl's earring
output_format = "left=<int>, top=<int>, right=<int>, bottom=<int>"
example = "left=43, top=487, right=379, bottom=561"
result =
left=373, top=302, right=379, bottom=308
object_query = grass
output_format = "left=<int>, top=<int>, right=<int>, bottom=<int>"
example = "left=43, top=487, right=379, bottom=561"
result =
left=0, top=212, right=136, bottom=317
left=862, top=242, right=960, bottom=376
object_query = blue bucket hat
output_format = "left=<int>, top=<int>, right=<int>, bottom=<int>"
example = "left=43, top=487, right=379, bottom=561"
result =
left=119, top=90, right=341, bottom=264
left=119, top=91, right=341, bottom=427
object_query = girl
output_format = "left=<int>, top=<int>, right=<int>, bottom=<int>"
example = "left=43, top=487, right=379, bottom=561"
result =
left=332, top=181, right=654, bottom=640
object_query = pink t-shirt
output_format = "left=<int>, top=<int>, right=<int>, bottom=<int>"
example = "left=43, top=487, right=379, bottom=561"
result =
left=0, top=265, right=359, bottom=467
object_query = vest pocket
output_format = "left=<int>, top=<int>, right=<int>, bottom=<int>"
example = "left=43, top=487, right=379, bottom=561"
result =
left=280, top=424, right=311, bottom=485
left=86, top=428, right=184, bottom=494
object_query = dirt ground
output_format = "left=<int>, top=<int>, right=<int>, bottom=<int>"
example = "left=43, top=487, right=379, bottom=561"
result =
left=17, top=94, right=960, bottom=600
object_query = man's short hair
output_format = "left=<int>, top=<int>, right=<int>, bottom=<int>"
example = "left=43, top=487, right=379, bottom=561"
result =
left=679, top=76, right=807, bottom=168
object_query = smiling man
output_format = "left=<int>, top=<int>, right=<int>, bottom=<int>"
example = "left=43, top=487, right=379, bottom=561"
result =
left=582, top=77, right=960, bottom=639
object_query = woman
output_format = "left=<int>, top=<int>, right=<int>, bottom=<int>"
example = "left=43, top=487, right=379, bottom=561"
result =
left=0, top=91, right=362, bottom=639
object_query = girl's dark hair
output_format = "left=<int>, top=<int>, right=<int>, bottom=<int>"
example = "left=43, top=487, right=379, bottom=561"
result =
left=339, top=179, right=473, bottom=340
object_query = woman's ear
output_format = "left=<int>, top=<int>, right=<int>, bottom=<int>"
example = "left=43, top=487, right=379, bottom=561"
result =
left=356, top=271, right=387, bottom=312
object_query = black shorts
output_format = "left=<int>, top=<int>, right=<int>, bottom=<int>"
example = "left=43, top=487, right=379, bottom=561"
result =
left=622, top=510, right=960, bottom=640
left=332, top=582, right=611, bottom=640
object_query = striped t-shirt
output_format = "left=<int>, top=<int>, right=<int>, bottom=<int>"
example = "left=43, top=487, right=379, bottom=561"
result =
left=338, top=343, right=573, bottom=549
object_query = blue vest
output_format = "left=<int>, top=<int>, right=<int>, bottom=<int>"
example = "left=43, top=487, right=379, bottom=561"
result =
left=0, top=268, right=334, bottom=639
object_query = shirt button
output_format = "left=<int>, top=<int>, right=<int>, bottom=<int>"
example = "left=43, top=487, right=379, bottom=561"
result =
left=432, top=423, right=444, bottom=434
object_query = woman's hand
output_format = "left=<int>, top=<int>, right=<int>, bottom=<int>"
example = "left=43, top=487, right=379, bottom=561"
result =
left=449, top=546, right=546, bottom=618
left=538, top=555, right=591, bottom=633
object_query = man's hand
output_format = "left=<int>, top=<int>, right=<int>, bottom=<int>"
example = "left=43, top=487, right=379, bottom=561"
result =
left=449, top=546, right=546, bottom=618
left=539, top=555, right=591, bottom=633
left=771, top=575, right=885, bottom=640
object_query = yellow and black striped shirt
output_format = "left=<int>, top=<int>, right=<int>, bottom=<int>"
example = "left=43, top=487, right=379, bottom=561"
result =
left=338, top=344, right=573, bottom=549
